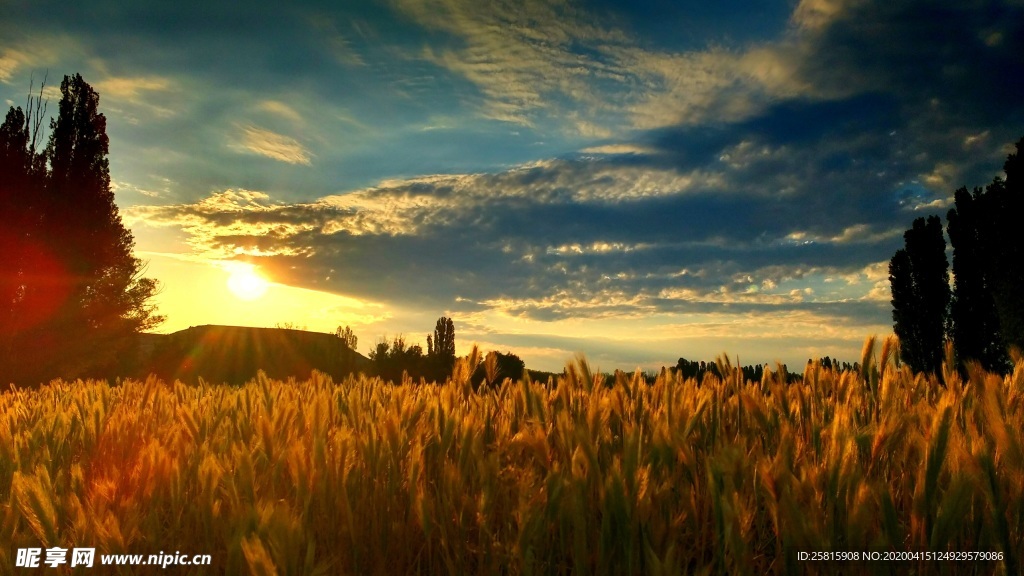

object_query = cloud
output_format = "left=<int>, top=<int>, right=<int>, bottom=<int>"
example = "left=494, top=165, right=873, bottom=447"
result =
left=110, top=0, right=1024, bottom=359
left=0, top=35, right=84, bottom=85
left=395, top=0, right=1024, bottom=147
left=578, top=143, right=658, bottom=155
left=395, top=0, right=638, bottom=128
left=379, top=0, right=810, bottom=135
left=384, top=0, right=867, bottom=134
left=0, top=49, right=29, bottom=83
left=308, top=13, right=367, bottom=67
left=11, top=0, right=1022, bottom=369
left=793, top=1, right=1024, bottom=118
left=622, top=48, right=763, bottom=129
left=90, top=74, right=181, bottom=121
left=112, top=179, right=166, bottom=199
left=256, top=100, right=304, bottom=124
left=94, top=75, right=173, bottom=101
left=791, top=0, right=855, bottom=30
left=125, top=189, right=322, bottom=256
left=230, top=125, right=313, bottom=166
left=125, top=146, right=906, bottom=332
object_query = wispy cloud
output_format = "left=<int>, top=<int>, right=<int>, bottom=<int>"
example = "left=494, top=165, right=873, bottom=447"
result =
left=0, top=49, right=28, bottom=83
left=579, top=144, right=658, bottom=156
left=397, top=0, right=635, bottom=128
left=390, top=0, right=841, bottom=133
left=91, top=74, right=180, bottom=121
left=791, top=0, right=854, bottom=31
left=308, top=14, right=367, bottom=67
left=256, top=100, right=304, bottom=125
left=230, top=124, right=313, bottom=166
left=0, top=35, right=82, bottom=85
left=94, top=75, right=174, bottom=101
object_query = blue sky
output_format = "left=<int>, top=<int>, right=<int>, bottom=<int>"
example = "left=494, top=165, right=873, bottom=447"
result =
left=3, top=0, right=1022, bottom=371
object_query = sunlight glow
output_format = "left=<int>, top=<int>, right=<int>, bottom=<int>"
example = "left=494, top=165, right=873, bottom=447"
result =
left=226, top=263, right=269, bottom=301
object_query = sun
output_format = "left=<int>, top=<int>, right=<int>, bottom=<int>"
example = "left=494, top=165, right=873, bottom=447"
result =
left=226, top=264, right=270, bottom=301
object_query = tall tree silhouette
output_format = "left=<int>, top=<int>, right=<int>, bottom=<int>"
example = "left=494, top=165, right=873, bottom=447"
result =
left=0, top=74, right=162, bottom=384
left=947, top=186, right=1006, bottom=371
left=427, top=316, right=455, bottom=380
left=0, top=83, right=49, bottom=370
left=889, top=215, right=950, bottom=374
left=939, top=136, right=1024, bottom=371
left=985, top=137, right=1024, bottom=353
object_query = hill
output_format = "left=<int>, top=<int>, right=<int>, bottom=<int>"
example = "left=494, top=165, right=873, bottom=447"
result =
left=135, top=325, right=369, bottom=385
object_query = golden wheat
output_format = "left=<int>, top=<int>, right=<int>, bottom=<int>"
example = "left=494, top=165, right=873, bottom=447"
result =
left=1, top=338, right=1022, bottom=575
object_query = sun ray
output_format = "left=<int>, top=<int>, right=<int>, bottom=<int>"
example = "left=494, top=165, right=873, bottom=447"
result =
left=225, top=263, right=269, bottom=301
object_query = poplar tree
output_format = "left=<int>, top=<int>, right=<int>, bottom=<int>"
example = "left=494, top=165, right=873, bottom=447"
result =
left=944, top=137, right=1024, bottom=371
left=889, top=216, right=950, bottom=374
left=947, top=186, right=1006, bottom=371
left=0, top=74, right=163, bottom=384
left=986, top=138, right=1024, bottom=352
left=427, top=316, right=455, bottom=380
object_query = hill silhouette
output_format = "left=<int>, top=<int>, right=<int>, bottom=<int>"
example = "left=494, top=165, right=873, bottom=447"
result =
left=136, top=325, right=368, bottom=385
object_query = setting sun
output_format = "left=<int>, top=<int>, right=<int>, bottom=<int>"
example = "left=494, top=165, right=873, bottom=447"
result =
left=226, top=264, right=269, bottom=301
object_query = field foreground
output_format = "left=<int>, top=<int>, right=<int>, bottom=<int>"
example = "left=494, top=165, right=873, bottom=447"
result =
left=2, top=339, right=1023, bottom=575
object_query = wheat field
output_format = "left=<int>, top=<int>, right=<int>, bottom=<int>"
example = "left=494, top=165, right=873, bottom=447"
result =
left=2, top=338, right=1023, bottom=575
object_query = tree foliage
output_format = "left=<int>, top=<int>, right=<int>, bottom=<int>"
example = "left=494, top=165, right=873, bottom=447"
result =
left=426, top=316, right=455, bottom=381
left=429, top=317, right=455, bottom=360
left=369, top=334, right=424, bottom=383
left=471, top=350, right=525, bottom=388
left=335, top=325, right=358, bottom=351
left=674, top=357, right=797, bottom=384
left=367, top=317, right=461, bottom=384
left=889, top=135, right=1024, bottom=375
left=890, top=216, right=950, bottom=374
left=983, top=138, right=1024, bottom=353
left=0, top=74, right=162, bottom=384
left=333, top=324, right=359, bottom=374
left=946, top=186, right=1007, bottom=371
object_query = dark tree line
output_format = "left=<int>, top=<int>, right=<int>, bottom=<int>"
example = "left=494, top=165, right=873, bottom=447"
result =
left=810, top=356, right=860, bottom=372
left=675, top=356, right=856, bottom=384
left=367, top=316, right=527, bottom=386
left=675, top=357, right=790, bottom=383
left=471, top=350, right=525, bottom=388
left=890, top=136, right=1024, bottom=374
left=369, top=316, right=460, bottom=383
left=370, top=334, right=426, bottom=383
left=1, top=75, right=162, bottom=385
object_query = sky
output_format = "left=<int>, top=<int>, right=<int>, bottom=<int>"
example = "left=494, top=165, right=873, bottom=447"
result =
left=2, top=0, right=1023, bottom=372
